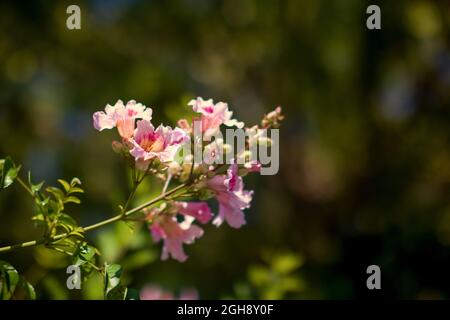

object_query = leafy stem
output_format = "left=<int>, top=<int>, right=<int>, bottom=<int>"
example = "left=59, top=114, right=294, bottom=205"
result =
left=0, top=183, right=188, bottom=254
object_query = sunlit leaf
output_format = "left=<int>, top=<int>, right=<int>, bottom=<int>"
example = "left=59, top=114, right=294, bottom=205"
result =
left=0, top=157, right=20, bottom=190
left=57, top=179, right=71, bottom=193
left=64, top=196, right=81, bottom=204
left=0, top=260, right=19, bottom=300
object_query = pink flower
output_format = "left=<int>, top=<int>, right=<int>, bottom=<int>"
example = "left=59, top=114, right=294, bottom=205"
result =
left=172, top=201, right=213, bottom=224
left=140, top=285, right=174, bottom=300
left=188, top=97, right=244, bottom=138
left=130, top=120, right=189, bottom=163
left=147, top=205, right=204, bottom=262
left=207, top=163, right=253, bottom=229
left=93, top=100, right=152, bottom=139
left=140, top=285, right=198, bottom=300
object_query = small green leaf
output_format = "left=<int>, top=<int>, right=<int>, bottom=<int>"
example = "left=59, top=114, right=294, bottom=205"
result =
left=28, top=172, right=44, bottom=195
left=106, top=285, right=127, bottom=300
left=31, top=182, right=44, bottom=194
left=73, top=243, right=97, bottom=268
left=70, top=177, right=82, bottom=187
left=0, top=157, right=20, bottom=189
left=0, top=260, right=20, bottom=300
left=18, top=276, right=36, bottom=300
left=69, top=187, right=84, bottom=194
left=57, top=179, right=71, bottom=193
left=104, top=263, right=123, bottom=298
left=64, top=196, right=81, bottom=204
left=79, top=244, right=96, bottom=262
left=46, top=187, right=65, bottom=200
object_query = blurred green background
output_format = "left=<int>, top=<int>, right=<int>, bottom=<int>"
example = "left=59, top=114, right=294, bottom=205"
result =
left=1, top=0, right=450, bottom=299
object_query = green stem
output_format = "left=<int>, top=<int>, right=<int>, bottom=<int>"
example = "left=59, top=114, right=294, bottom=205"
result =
left=0, top=183, right=188, bottom=254
left=16, top=177, right=34, bottom=197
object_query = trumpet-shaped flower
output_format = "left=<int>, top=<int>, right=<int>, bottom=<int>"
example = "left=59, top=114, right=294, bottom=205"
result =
left=207, top=163, right=253, bottom=228
left=130, top=120, right=189, bottom=163
left=149, top=214, right=204, bottom=262
left=93, top=100, right=152, bottom=139
left=188, top=97, right=244, bottom=138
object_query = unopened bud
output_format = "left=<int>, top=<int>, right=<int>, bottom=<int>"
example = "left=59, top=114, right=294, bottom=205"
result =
left=112, top=140, right=125, bottom=154
left=262, top=106, right=284, bottom=128
left=177, top=119, right=191, bottom=133
left=168, top=161, right=182, bottom=175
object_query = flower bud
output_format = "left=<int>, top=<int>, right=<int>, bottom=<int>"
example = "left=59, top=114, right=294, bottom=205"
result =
left=111, top=140, right=124, bottom=154
left=261, top=106, right=284, bottom=128
left=168, top=161, right=182, bottom=175
left=177, top=119, right=191, bottom=133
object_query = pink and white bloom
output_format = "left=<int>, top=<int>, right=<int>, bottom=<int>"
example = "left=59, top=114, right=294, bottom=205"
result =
left=188, top=97, right=244, bottom=138
left=147, top=201, right=212, bottom=262
left=149, top=214, right=204, bottom=262
left=207, top=163, right=253, bottom=229
left=93, top=100, right=152, bottom=139
left=172, top=201, right=213, bottom=224
left=130, top=120, right=189, bottom=163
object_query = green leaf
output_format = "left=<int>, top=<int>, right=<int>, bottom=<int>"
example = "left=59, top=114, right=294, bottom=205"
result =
left=0, top=260, right=20, bottom=300
left=69, top=187, right=84, bottom=194
left=28, top=172, right=44, bottom=195
left=104, top=263, right=123, bottom=298
left=70, top=177, right=82, bottom=187
left=106, top=285, right=127, bottom=300
left=58, top=213, right=78, bottom=228
left=46, top=187, right=65, bottom=200
left=73, top=243, right=97, bottom=268
left=79, top=244, right=96, bottom=262
left=64, top=196, right=81, bottom=204
left=31, top=182, right=44, bottom=194
left=18, top=276, right=36, bottom=300
left=57, top=179, right=71, bottom=193
left=0, top=157, right=20, bottom=189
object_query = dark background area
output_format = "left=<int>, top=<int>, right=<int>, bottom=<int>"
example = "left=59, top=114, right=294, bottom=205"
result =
left=0, top=0, right=449, bottom=299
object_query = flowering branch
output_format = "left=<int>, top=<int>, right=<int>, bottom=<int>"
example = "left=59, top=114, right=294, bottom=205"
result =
left=0, top=97, right=283, bottom=299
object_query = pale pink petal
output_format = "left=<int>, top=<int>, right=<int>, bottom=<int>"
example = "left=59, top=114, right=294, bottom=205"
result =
left=213, top=203, right=246, bottom=229
left=150, top=215, right=204, bottom=262
left=93, top=111, right=115, bottom=131
left=174, top=201, right=213, bottom=224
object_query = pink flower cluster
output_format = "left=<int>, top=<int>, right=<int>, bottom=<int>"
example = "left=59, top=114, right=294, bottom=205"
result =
left=145, top=162, right=252, bottom=262
left=93, top=97, right=282, bottom=262
left=93, top=99, right=189, bottom=166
